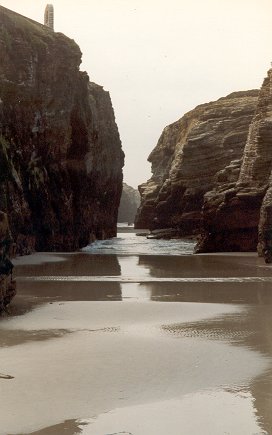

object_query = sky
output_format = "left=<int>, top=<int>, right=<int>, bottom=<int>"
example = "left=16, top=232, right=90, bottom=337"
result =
left=0, top=0, right=272, bottom=188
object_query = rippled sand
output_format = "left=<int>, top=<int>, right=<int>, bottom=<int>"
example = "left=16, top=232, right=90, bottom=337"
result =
left=1, top=242, right=272, bottom=434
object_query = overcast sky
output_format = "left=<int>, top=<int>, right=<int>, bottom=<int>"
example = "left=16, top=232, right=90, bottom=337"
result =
left=1, top=0, right=272, bottom=188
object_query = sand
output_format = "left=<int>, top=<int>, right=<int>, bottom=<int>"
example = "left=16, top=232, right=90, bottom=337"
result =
left=0, top=252, right=272, bottom=434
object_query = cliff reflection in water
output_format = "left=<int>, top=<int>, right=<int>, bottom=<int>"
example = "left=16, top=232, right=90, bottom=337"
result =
left=159, top=302, right=272, bottom=435
left=14, top=254, right=122, bottom=306
left=15, top=253, right=122, bottom=278
left=11, top=249, right=272, bottom=434
left=138, top=253, right=272, bottom=278
left=134, top=254, right=272, bottom=433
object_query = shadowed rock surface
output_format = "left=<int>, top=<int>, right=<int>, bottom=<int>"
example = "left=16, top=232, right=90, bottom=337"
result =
left=197, top=69, right=272, bottom=254
left=118, top=183, right=140, bottom=224
left=0, top=6, right=124, bottom=253
left=0, top=211, right=16, bottom=312
left=135, top=90, right=258, bottom=237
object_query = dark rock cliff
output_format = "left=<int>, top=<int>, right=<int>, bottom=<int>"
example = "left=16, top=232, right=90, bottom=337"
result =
left=0, top=6, right=124, bottom=253
left=197, top=69, right=272, bottom=254
left=135, top=91, right=258, bottom=235
left=0, top=211, right=16, bottom=313
left=118, top=183, right=140, bottom=224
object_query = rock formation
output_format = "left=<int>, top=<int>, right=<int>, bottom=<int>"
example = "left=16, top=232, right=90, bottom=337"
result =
left=0, top=6, right=124, bottom=253
left=135, top=90, right=259, bottom=237
left=197, top=69, right=272, bottom=255
left=0, top=211, right=16, bottom=312
left=44, top=4, right=54, bottom=30
left=118, top=183, right=140, bottom=224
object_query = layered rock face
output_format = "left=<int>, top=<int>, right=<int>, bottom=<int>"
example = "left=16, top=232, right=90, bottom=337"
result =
left=197, top=70, right=272, bottom=253
left=0, top=6, right=124, bottom=252
left=135, top=91, right=259, bottom=234
left=118, top=183, right=140, bottom=224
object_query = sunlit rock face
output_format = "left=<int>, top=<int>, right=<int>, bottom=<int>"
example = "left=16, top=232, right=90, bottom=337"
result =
left=118, top=183, right=140, bottom=224
left=0, top=6, right=124, bottom=252
left=135, top=91, right=258, bottom=236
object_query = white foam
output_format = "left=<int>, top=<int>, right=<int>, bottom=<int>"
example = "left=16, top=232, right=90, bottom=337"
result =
left=82, top=232, right=195, bottom=256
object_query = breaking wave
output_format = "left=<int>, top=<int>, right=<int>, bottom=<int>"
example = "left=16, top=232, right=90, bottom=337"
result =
left=82, top=231, right=196, bottom=256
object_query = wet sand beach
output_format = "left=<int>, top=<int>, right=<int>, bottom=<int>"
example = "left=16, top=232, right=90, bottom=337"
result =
left=1, top=234, right=272, bottom=434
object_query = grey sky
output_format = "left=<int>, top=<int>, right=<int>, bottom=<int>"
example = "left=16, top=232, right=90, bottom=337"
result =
left=1, top=0, right=272, bottom=188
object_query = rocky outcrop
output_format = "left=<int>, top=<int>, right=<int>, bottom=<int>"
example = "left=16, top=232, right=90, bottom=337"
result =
left=118, top=183, right=140, bottom=224
left=0, top=211, right=16, bottom=312
left=197, top=69, right=272, bottom=254
left=135, top=90, right=259, bottom=235
left=0, top=6, right=124, bottom=253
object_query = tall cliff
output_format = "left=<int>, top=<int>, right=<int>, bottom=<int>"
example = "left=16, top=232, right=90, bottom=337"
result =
left=118, top=183, right=140, bottom=224
left=197, top=69, right=272, bottom=253
left=135, top=91, right=259, bottom=234
left=0, top=6, right=124, bottom=253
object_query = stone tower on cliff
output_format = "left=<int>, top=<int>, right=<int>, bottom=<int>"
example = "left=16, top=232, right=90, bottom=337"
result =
left=44, top=4, right=54, bottom=30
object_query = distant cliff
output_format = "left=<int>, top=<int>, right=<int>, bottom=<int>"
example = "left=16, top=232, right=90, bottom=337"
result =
left=135, top=91, right=258, bottom=235
left=0, top=6, right=124, bottom=253
left=197, top=70, right=272, bottom=254
left=118, top=183, right=140, bottom=224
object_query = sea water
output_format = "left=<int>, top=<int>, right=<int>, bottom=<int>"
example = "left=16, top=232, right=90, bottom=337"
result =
left=82, top=227, right=196, bottom=256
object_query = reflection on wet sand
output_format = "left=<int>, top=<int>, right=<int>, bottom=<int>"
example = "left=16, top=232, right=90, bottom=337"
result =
left=14, top=253, right=121, bottom=278
left=2, top=251, right=272, bottom=434
left=161, top=302, right=272, bottom=434
left=21, top=392, right=265, bottom=435
left=16, top=281, right=122, bottom=302
left=147, top=281, right=272, bottom=304
left=243, top=305, right=272, bottom=435
left=0, top=328, right=72, bottom=348
left=17, top=419, right=88, bottom=435
left=138, top=253, right=272, bottom=278
left=12, top=254, right=122, bottom=314
left=141, top=257, right=272, bottom=433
